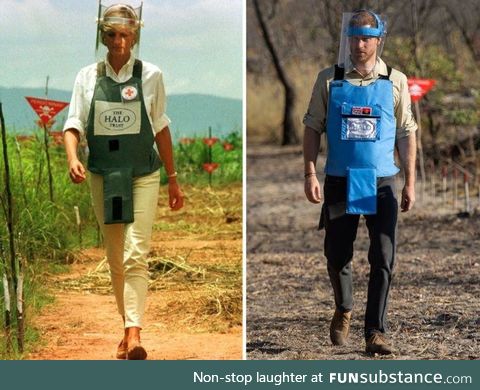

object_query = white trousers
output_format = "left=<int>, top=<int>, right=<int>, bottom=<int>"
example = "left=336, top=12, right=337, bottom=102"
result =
left=90, top=170, right=160, bottom=328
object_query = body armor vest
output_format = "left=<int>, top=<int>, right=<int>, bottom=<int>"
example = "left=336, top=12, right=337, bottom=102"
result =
left=325, top=65, right=399, bottom=214
left=86, top=59, right=161, bottom=224
left=325, top=65, right=398, bottom=177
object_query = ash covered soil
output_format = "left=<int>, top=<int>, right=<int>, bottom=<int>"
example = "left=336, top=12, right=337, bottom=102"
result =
left=247, top=145, right=480, bottom=360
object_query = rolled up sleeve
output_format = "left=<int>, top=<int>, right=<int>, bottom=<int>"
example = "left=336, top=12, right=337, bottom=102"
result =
left=395, top=72, right=418, bottom=139
left=63, top=70, right=88, bottom=136
left=303, top=69, right=330, bottom=134
left=151, top=71, right=171, bottom=134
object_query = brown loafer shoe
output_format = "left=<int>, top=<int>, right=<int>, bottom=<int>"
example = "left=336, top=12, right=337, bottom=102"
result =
left=329, top=309, right=352, bottom=346
left=116, top=339, right=127, bottom=360
left=366, top=333, right=394, bottom=355
left=127, top=340, right=147, bottom=360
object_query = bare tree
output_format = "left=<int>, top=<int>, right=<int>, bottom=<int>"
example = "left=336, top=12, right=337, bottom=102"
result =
left=251, top=0, right=299, bottom=145
left=442, top=0, right=480, bottom=63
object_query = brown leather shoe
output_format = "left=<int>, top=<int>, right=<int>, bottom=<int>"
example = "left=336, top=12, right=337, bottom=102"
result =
left=329, top=309, right=352, bottom=346
left=127, top=339, right=147, bottom=360
left=365, top=333, right=394, bottom=355
left=116, top=339, right=127, bottom=360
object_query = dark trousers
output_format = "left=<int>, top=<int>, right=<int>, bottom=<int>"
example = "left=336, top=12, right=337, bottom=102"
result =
left=321, top=175, right=398, bottom=339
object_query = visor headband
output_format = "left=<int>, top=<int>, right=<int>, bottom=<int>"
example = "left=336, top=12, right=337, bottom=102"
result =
left=347, top=26, right=382, bottom=37
left=347, top=11, right=384, bottom=37
left=99, top=16, right=140, bottom=28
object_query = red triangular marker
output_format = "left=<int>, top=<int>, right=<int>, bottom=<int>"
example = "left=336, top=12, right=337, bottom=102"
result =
left=25, top=96, right=69, bottom=125
left=407, top=79, right=436, bottom=102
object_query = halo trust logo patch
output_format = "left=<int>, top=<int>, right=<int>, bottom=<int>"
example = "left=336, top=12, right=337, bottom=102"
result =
left=352, top=106, right=372, bottom=116
left=99, top=108, right=136, bottom=131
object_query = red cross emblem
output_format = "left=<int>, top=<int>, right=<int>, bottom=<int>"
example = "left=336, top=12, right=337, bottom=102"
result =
left=121, top=85, right=138, bottom=101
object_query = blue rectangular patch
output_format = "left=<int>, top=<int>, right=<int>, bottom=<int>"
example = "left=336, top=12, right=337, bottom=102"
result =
left=346, top=168, right=377, bottom=214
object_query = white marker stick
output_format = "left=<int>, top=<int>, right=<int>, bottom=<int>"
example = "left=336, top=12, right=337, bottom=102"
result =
left=3, top=274, right=10, bottom=312
left=74, top=206, right=81, bottom=226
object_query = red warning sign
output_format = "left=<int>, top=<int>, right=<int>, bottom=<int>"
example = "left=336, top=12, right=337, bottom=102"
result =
left=25, top=97, right=69, bottom=125
left=407, top=79, right=436, bottom=102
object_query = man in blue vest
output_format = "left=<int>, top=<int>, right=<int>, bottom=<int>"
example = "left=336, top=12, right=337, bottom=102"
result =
left=303, top=9, right=417, bottom=355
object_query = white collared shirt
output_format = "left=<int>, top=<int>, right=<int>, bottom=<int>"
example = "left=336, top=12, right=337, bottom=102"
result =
left=63, top=55, right=170, bottom=135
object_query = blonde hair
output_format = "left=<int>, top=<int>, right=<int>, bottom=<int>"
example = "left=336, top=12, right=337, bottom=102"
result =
left=100, top=4, right=140, bottom=45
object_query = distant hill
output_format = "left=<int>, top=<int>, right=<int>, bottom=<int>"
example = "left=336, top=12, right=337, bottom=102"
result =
left=0, top=87, right=242, bottom=140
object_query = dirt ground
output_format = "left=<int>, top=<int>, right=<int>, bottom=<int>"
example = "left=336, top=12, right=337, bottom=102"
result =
left=247, top=145, right=480, bottom=360
left=27, top=185, right=242, bottom=360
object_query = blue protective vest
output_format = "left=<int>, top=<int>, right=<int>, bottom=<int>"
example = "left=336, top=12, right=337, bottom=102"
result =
left=325, top=65, right=399, bottom=178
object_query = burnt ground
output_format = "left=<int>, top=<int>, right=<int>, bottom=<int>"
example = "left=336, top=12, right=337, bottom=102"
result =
left=247, top=145, right=480, bottom=360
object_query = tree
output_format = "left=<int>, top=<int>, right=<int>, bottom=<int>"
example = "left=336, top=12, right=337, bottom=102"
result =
left=442, top=0, right=480, bottom=63
left=251, top=0, right=299, bottom=145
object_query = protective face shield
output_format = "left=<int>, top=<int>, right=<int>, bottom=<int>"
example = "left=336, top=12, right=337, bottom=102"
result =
left=95, top=2, right=144, bottom=61
left=337, top=10, right=387, bottom=67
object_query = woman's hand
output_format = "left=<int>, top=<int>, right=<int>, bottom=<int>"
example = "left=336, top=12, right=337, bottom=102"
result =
left=168, top=181, right=184, bottom=211
left=68, top=159, right=86, bottom=184
left=64, top=129, right=86, bottom=184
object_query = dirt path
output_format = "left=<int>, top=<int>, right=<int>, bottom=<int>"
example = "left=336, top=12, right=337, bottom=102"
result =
left=27, top=254, right=240, bottom=360
left=247, top=145, right=480, bottom=360
left=27, top=186, right=242, bottom=360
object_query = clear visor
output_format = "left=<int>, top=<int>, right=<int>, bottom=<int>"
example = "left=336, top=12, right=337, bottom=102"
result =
left=95, top=2, right=143, bottom=61
left=337, top=12, right=387, bottom=67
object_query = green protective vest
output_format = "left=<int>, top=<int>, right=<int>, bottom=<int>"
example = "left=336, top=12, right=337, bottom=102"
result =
left=86, top=59, right=161, bottom=224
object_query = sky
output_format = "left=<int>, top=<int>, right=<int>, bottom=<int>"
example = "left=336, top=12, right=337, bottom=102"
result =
left=0, top=0, right=243, bottom=99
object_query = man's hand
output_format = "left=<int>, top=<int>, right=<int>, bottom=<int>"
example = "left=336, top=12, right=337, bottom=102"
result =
left=396, top=133, right=416, bottom=212
left=401, top=184, right=415, bottom=212
left=68, top=159, right=86, bottom=184
left=303, top=126, right=322, bottom=204
left=304, top=175, right=322, bottom=204
left=168, top=181, right=184, bottom=211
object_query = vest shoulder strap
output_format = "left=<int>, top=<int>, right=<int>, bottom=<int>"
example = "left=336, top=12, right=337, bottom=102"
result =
left=133, top=59, right=143, bottom=79
left=97, top=61, right=106, bottom=77
left=378, top=65, right=393, bottom=80
left=334, top=65, right=345, bottom=80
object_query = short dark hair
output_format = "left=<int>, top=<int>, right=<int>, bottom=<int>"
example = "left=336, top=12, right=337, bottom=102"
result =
left=349, top=10, right=378, bottom=28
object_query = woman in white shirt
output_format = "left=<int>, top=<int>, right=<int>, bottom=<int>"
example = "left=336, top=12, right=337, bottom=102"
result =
left=63, top=3, right=183, bottom=360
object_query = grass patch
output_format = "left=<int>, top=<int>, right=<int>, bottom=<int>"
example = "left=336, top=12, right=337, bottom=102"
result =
left=0, top=258, right=58, bottom=359
left=155, top=183, right=242, bottom=237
